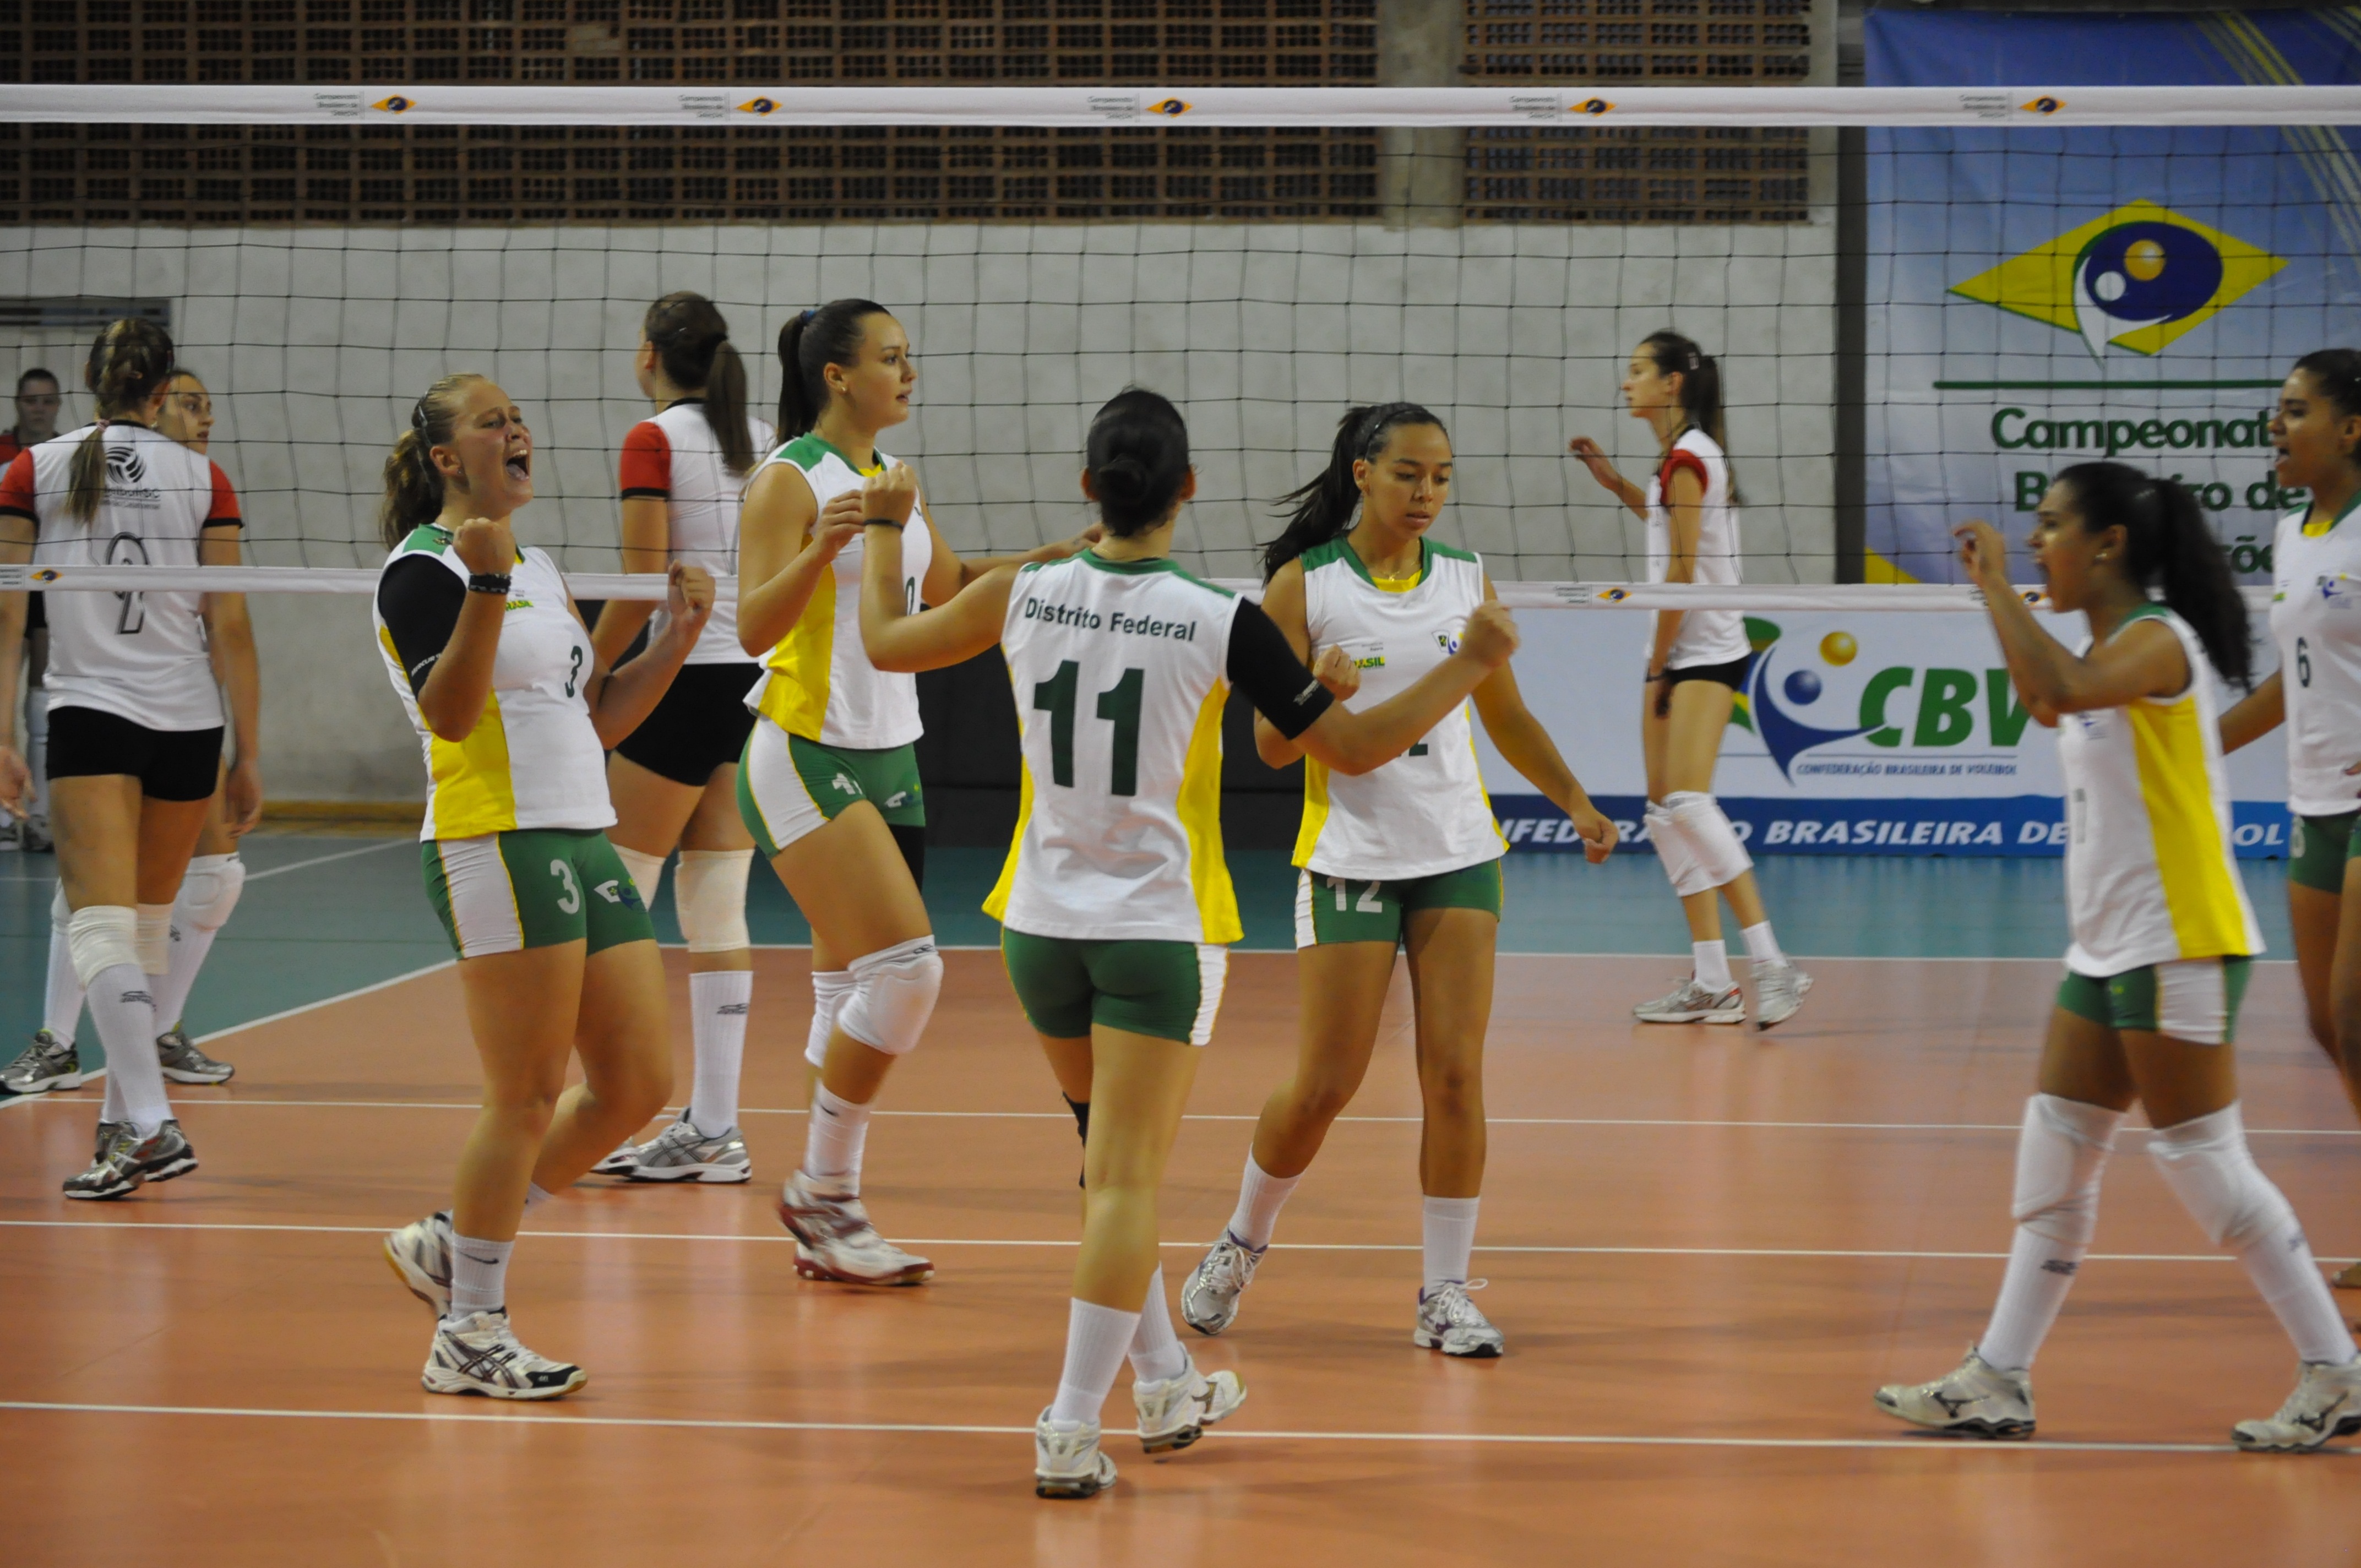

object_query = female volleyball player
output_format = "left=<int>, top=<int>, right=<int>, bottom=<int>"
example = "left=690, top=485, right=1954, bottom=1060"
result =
left=1178, top=403, right=1617, bottom=1358
left=2219, top=349, right=2361, bottom=1289
left=1876, top=466, right=2360, bottom=1451
left=0, top=322, right=260, bottom=1198
left=733, top=298, right=1091, bottom=1285
left=374, top=373, right=711, bottom=1400
left=7, top=369, right=247, bottom=1103
left=854, top=387, right=1521, bottom=1498
left=585, top=293, right=774, bottom=1184
left=1568, top=331, right=1809, bottom=1028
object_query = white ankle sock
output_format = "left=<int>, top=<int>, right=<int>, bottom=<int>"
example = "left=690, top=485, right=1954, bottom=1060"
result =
left=101, top=1070, right=126, bottom=1124
left=2238, top=1220, right=2359, bottom=1365
left=1225, top=1153, right=1300, bottom=1252
left=86, top=963, right=168, bottom=1136
left=1127, top=1267, right=1190, bottom=1384
left=806, top=969, right=855, bottom=1071
left=806, top=1083, right=872, bottom=1189
left=1693, top=940, right=1733, bottom=991
left=1977, top=1227, right=2085, bottom=1373
left=687, top=969, right=753, bottom=1137
left=1050, top=1298, right=1143, bottom=1425
left=447, top=1234, right=514, bottom=1322
left=1740, top=921, right=1785, bottom=967
left=523, top=1182, right=554, bottom=1215
left=1423, top=1195, right=1481, bottom=1291
left=42, top=885, right=80, bottom=1045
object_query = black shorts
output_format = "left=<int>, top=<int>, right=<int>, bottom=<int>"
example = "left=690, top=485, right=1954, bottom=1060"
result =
left=612, top=662, right=760, bottom=787
left=25, top=592, right=44, bottom=633
left=47, top=706, right=224, bottom=801
left=1667, top=655, right=1753, bottom=689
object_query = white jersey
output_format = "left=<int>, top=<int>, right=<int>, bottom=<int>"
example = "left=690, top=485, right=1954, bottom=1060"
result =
left=987, top=553, right=1245, bottom=945
left=1645, top=428, right=1750, bottom=668
left=2057, top=605, right=2263, bottom=975
left=2268, top=498, right=2361, bottom=818
left=619, top=401, right=774, bottom=667
left=373, top=527, right=614, bottom=840
left=1289, top=536, right=1504, bottom=880
left=1, top=422, right=241, bottom=731
left=746, top=434, right=933, bottom=748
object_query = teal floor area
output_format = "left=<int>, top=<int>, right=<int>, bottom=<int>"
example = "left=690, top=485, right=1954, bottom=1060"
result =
left=0, top=835, right=2297, bottom=1077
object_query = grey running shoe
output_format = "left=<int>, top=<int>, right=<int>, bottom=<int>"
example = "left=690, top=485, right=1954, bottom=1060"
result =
left=155, top=1027, right=234, bottom=1085
left=1633, top=977, right=1745, bottom=1025
left=384, top=1210, right=455, bottom=1315
left=777, top=1171, right=933, bottom=1284
left=1874, top=1348, right=2035, bottom=1439
left=1751, top=961, right=1814, bottom=1032
left=2, top=1030, right=83, bottom=1095
left=64, top=1120, right=196, bottom=1200
left=1034, top=1411, right=1116, bottom=1499
left=422, top=1310, right=586, bottom=1401
left=624, top=1112, right=752, bottom=1184
left=1132, top=1354, right=1247, bottom=1453
left=1180, top=1234, right=1265, bottom=1336
left=2233, top=1357, right=2361, bottom=1451
left=591, top=1139, right=642, bottom=1177
left=19, top=816, right=51, bottom=853
left=1414, top=1279, right=1505, bottom=1358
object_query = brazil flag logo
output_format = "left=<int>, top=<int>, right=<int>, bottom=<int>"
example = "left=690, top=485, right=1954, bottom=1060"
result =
left=1950, top=200, right=2284, bottom=358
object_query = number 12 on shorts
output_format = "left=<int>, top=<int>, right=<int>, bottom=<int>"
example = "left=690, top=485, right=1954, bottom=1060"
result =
left=1327, top=877, right=1384, bottom=913
left=1033, top=660, right=1144, bottom=796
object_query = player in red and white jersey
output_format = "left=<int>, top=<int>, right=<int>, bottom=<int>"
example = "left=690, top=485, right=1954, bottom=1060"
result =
left=587, top=293, right=777, bottom=1184
left=2, top=367, right=62, bottom=852
left=0, top=320, right=263, bottom=1199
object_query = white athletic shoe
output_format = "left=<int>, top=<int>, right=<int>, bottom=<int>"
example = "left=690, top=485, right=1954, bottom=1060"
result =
left=777, top=1170, right=933, bottom=1285
left=1035, top=1411, right=1117, bottom=1499
left=2232, top=1357, right=2361, bottom=1451
left=591, top=1139, right=641, bottom=1176
left=421, top=1309, right=586, bottom=1400
left=1180, top=1233, right=1266, bottom=1336
left=384, top=1210, right=454, bottom=1315
left=1873, top=1348, right=2035, bottom=1439
left=1751, top=960, right=1813, bottom=1031
left=1633, top=977, right=1746, bottom=1025
left=1414, top=1279, right=1505, bottom=1358
left=1133, top=1354, right=1247, bottom=1453
left=622, top=1112, right=752, bottom=1184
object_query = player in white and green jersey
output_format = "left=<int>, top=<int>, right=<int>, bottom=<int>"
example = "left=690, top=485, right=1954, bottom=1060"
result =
left=1180, top=404, right=1619, bottom=1362
left=851, top=388, right=1522, bottom=1499
left=730, top=300, right=1097, bottom=1287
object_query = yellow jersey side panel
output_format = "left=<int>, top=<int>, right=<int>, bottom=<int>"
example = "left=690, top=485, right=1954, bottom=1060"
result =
left=1178, top=678, right=1244, bottom=945
left=2128, top=697, right=2250, bottom=958
left=428, top=690, right=519, bottom=840
left=757, top=567, right=836, bottom=741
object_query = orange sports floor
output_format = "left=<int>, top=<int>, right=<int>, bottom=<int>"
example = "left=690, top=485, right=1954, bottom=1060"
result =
left=3, top=948, right=2359, bottom=1566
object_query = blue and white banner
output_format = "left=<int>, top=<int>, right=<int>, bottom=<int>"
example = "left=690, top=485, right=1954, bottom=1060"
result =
left=1863, top=9, right=2361, bottom=584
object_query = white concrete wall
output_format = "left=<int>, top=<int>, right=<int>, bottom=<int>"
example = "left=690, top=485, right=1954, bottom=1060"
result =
left=3, top=220, right=1836, bottom=797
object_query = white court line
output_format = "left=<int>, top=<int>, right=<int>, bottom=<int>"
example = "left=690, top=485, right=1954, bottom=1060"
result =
left=0, top=1399, right=2315, bottom=1457
left=9, top=1219, right=2345, bottom=1267
left=240, top=838, right=411, bottom=882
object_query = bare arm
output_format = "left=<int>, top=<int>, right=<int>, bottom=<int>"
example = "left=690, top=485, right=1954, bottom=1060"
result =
left=917, top=493, right=1101, bottom=605
left=1469, top=574, right=1617, bottom=862
left=412, top=518, right=515, bottom=743
left=859, top=518, right=1016, bottom=673
left=577, top=562, right=715, bottom=748
left=0, top=514, right=29, bottom=816
left=1568, top=435, right=1647, bottom=519
left=200, top=522, right=264, bottom=834
left=1293, top=603, right=1521, bottom=776
left=2219, top=667, right=2284, bottom=754
left=1246, top=561, right=1360, bottom=769
left=590, top=494, right=670, bottom=668
left=735, top=463, right=861, bottom=656
left=1957, top=521, right=2190, bottom=717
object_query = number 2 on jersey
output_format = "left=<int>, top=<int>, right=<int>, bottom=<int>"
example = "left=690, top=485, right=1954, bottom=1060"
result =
left=1033, top=660, right=1144, bottom=796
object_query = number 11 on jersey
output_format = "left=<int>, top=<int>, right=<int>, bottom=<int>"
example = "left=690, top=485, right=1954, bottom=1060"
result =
left=1033, top=658, right=1145, bottom=797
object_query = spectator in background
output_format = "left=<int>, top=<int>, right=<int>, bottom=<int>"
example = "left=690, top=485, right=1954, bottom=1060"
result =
left=2, top=368, right=61, bottom=852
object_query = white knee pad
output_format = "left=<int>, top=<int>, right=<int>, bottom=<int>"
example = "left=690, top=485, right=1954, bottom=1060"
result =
left=612, top=845, right=667, bottom=913
left=1645, top=801, right=1703, bottom=895
left=2147, top=1103, right=2295, bottom=1250
left=807, top=969, right=855, bottom=1070
left=2010, top=1093, right=2124, bottom=1248
left=1662, top=791, right=1751, bottom=895
left=835, top=936, right=943, bottom=1057
left=67, top=905, right=143, bottom=988
left=135, top=902, right=173, bottom=974
left=675, top=848, right=753, bottom=954
left=177, top=853, right=247, bottom=934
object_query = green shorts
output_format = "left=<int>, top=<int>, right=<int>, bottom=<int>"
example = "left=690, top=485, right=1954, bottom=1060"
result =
left=1292, top=859, right=1505, bottom=949
left=2056, top=956, right=2253, bottom=1046
left=1001, top=928, right=1228, bottom=1046
left=736, top=716, right=924, bottom=859
left=423, top=828, right=655, bottom=961
left=2289, top=810, right=2361, bottom=895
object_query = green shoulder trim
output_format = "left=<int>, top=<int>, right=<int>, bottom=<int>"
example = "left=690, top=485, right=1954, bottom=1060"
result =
left=2120, top=601, right=2173, bottom=625
left=1427, top=538, right=1479, bottom=565
left=1295, top=536, right=1354, bottom=574
left=774, top=432, right=880, bottom=476
left=397, top=522, right=454, bottom=556
left=1071, top=549, right=1235, bottom=596
left=1163, top=562, right=1237, bottom=598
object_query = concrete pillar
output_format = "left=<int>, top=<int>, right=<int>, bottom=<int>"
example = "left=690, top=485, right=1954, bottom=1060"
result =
left=1378, top=0, right=1463, bottom=228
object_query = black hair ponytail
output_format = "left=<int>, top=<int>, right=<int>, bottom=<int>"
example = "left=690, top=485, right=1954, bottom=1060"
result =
left=1639, top=329, right=1740, bottom=502
left=644, top=291, right=753, bottom=474
left=379, top=372, right=486, bottom=549
left=67, top=317, right=175, bottom=523
left=776, top=297, right=888, bottom=438
left=2055, top=460, right=2251, bottom=687
left=1261, top=401, right=1448, bottom=581
left=1085, top=388, right=1191, bottom=536
left=2293, top=349, right=2361, bottom=470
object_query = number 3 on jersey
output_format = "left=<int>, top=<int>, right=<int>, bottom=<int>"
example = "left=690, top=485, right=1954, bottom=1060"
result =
left=1033, top=659, right=1144, bottom=796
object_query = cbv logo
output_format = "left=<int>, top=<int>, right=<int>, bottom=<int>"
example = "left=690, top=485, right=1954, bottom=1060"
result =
left=1738, top=617, right=2031, bottom=780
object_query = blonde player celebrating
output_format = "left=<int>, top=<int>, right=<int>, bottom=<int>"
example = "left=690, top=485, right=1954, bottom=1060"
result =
left=856, top=388, right=1522, bottom=1498
left=0, top=322, right=260, bottom=1198
left=375, top=373, right=711, bottom=1400
left=733, top=298, right=1090, bottom=1284
left=1876, top=466, right=2360, bottom=1451
left=1569, top=330, right=1809, bottom=1028
left=2220, top=349, right=2361, bottom=1288
left=588, top=293, right=774, bottom=1184
left=1179, top=403, right=1617, bottom=1358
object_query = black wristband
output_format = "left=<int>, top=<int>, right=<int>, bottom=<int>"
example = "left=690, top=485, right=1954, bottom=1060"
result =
left=863, top=517, right=906, bottom=530
left=467, top=572, right=512, bottom=596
